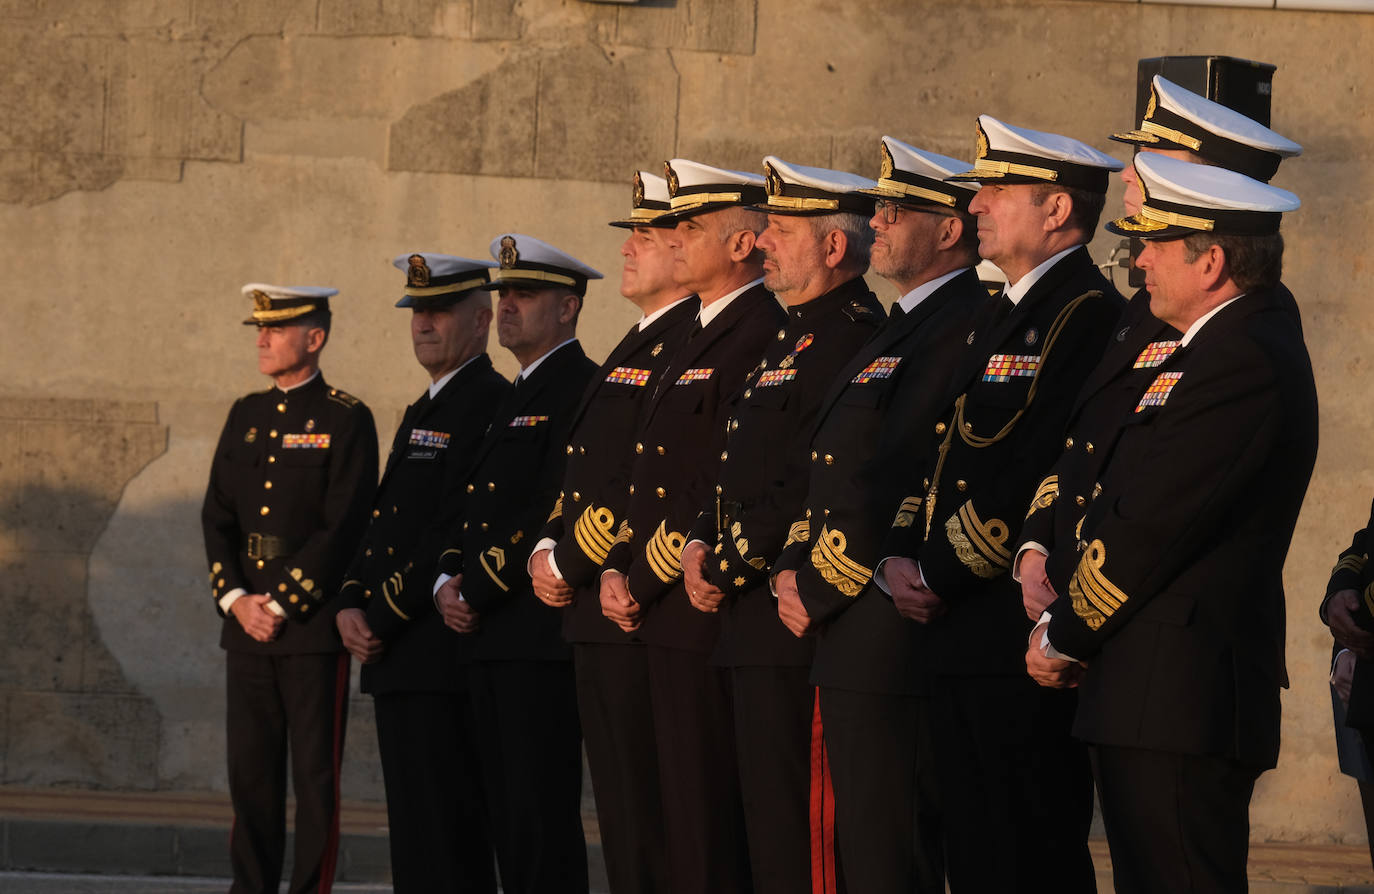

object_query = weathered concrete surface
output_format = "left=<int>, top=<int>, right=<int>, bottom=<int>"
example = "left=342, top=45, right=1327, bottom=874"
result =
left=0, top=0, right=1370, bottom=847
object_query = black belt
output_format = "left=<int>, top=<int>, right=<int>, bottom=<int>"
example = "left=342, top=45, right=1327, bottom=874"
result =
left=244, top=533, right=297, bottom=560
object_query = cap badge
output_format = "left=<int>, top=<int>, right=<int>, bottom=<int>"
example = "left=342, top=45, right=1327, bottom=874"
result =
left=764, top=161, right=784, bottom=197
left=879, top=143, right=895, bottom=180
left=975, top=123, right=989, bottom=161
left=252, top=290, right=272, bottom=312
left=1144, top=85, right=1159, bottom=121
left=498, top=235, right=519, bottom=269
left=407, top=254, right=431, bottom=287
left=664, top=162, right=680, bottom=197
left=632, top=172, right=645, bottom=208
left=1024, top=328, right=1038, bottom=347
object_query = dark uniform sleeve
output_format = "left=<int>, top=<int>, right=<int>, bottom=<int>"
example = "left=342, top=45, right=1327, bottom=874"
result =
left=1323, top=499, right=1374, bottom=625
left=1045, top=346, right=1282, bottom=660
left=203, top=398, right=251, bottom=613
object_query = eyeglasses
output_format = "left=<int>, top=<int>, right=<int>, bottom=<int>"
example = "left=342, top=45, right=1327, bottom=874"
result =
left=873, top=199, right=952, bottom=225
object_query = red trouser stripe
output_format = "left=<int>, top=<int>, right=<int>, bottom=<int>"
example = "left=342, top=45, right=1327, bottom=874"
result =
left=810, top=687, right=838, bottom=894
left=318, top=652, right=349, bottom=894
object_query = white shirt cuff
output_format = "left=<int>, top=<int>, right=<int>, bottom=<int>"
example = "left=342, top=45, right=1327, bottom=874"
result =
left=528, top=538, right=563, bottom=579
left=1012, top=542, right=1049, bottom=582
left=1034, top=611, right=1078, bottom=662
left=219, top=588, right=247, bottom=614
left=1333, top=648, right=1353, bottom=684
left=266, top=599, right=286, bottom=618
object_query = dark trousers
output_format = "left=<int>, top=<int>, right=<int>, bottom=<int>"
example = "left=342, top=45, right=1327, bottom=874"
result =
left=469, top=660, right=588, bottom=894
left=1092, top=744, right=1259, bottom=894
left=819, top=686, right=943, bottom=894
left=646, top=644, right=751, bottom=894
left=373, top=691, right=496, bottom=894
left=731, top=665, right=813, bottom=894
left=226, top=650, right=349, bottom=894
left=933, top=675, right=1095, bottom=893
left=574, top=643, right=668, bottom=894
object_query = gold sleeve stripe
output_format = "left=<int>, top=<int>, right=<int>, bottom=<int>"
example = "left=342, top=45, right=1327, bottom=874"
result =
left=547, top=493, right=564, bottom=524
left=893, top=495, right=922, bottom=528
left=647, top=521, right=686, bottom=584
left=945, top=501, right=1012, bottom=578
left=382, top=572, right=410, bottom=620
left=573, top=505, right=617, bottom=565
left=479, top=547, right=510, bottom=592
left=440, top=548, right=462, bottom=563
left=784, top=519, right=810, bottom=549
left=1025, top=475, right=1059, bottom=519
left=1068, top=539, right=1127, bottom=631
left=810, top=525, right=873, bottom=598
left=1332, top=554, right=1368, bottom=577
left=613, top=519, right=633, bottom=546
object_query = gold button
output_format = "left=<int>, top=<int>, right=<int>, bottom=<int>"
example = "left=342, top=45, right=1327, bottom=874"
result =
left=629, top=485, right=635, bottom=495
left=267, top=455, right=276, bottom=463
left=393, top=505, right=398, bottom=514
left=720, top=451, right=728, bottom=461
left=259, top=506, right=270, bottom=516
left=387, top=546, right=395, bottom=555
left=278, top=584, right=287, bottom=592
left=579, top=447, right=586, bottom=455
left=811, top=450, right=818, bottom=461
left=300, top=604, right=309, bottom=612
left=481, top=522, right=489, bottom=532
left=487, top=482, right=495, bottom=491
left=1085, top=442, right=1094, bottom=454
left=270, top=429, right=278, bottom=438
left=730, top=420, right=738, bottom=431
left=466, top=484, right=475, bottom=493
left=573, top=492, right=581, bottom=502
left=365, top=589, right=372, bottom=597
left=657, top=446, right=665, bottom=455
left=923, top=478, right=930, bottom=488
left=372, top=509, right=380, bottom=518
left=289, top=593, right=299, bottom=603
left=656, top=487, right=666, bottom=498
left=566, top=445, right=573, bottom=455
left=824, top=454, right=834, bottom=465
left=365, top=548, right=372, bottom=557
left=777, top=329, right=786, bottom=340
left=744, top=389, right=752, bottom=399
left=716, top=485, right=723, bottom=495
left=1065, top=437, right=1074, bottom=449
left=956, top=479, right=967, bottom=491
left=276, top=403, right=286, bottom=412
left=1075, top=495, right=1086, bottom=506
left=805, top=508, right=812, bottom=518
left=463, top=522, right=469, bottom=532
left=255, top=559, right=264, bottom=569
left=264, top=481, right=272, bottom=490
left=963, top=422, right=972, bottom=432
left=935, top=422, right=947, bottom=434
left=635, top=442, right=644, bottom=454
left=217, top=578, right=224, bottom=587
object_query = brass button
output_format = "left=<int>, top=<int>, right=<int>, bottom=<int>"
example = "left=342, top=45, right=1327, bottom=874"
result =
left=463, top=522, right=469, bottom=532
left=716, top=485, right=723, bottom=495
left=364, top=588, right=372, bottom=597
left=811, top=450, right=818, bottom=461
left=264, top=480, right=272, bottom=490
left=1065, top=437, right=1074, bottom=449
left=372, top=509, right=380, bottom=518
left=393, top=505, right=398, bottom=514
left=259, top=506, right=270, bottom=516
left=777, top=329, right=786, bottom=340
left=629, top=485, right=636, bottom=495
left=365, top=548, right=373, bottom=557
left=923, top=478, right=930, bottom=488
left=744, top=389, right=752, bottom=399
left=487, top=482, right=495, bottom=491
left=269, top=429, right=278, bottom=438
left=657, top=445, right=665, bottom=455
left=481, top=522, right=489, bottom=532
left=635, top=442, right=644, bottom=454
left=956, top=479, right=967, bottom=491
left=466, top=484, right=475, bottom=493
left=387, top=546, right=395, bottom=555
left=573, top=492, right=581, bottom=502
left=300, top=604, right=309, bottom=612
left=217, top=578, right=225, bottom=587
left=963, top=422, right=972, bottom=432
left=824, top=454, right=834, bottom=465
left=579, top=447, right=586, bottom=455
left=935, top=422, right=947, bottom=434
left=656, top=487, right=666, bottom=498
left=255, top=559, right=264, bottom=569
left=289, top=593, right=299, bottom=603
left=278, top=584, right=287, bottom=592
left=1075, top=495, right=1086, bottom=506
left=805, top=508, right=812, bottom=518
left=1085, top=442, right=1094, bottom=454
left=720, top=451, right=728, bottom=461
left=268, top=455, right=276, bottom=463
left=566, top=445, right=573, bottom=455
left=276, top=403, right=286, bottom=413
left=730, top=420, right=739, bottom=430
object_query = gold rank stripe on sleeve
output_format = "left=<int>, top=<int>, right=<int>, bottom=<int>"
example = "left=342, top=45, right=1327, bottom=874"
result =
left=946, top=501, right=1012, bottom=579
left=605, top=366, right=652, bottom=386
left=810, top=525, right=874, bottom=598
left=547, top=493, right=564, bottom=523
left=1026, top=475, right=1060, bottom=519
left=676, top=368, right=714, bottom=385
left=613, top=519, right=633, bottom=546
left=282, top=433, right=332, bottom=448
left=755, top=368, right=797, bottom=388
left=730, top=521, right=767, bottom=570
left=574, top=505, right=617, bottom=565
left=892, top=496, right=922, bottom=529
left=982, top=354, right=1040, bottom=383
left=1331, top=554, right=1369, bottom=578
left=1068, top=539, right=1128, bottom=631
left=408, top=428, right=451, bottom=448
left=646, top=521, right=686, bottom=584
left=381, top=571, right=409, bottom=620
left=509, top=415, right=550, bottom=427
left=480, top=546, right=510, bottom=592
left=783, top=518, right=810, bottom=549
left=1135, top=371, right=1184, bottom=413
left=852, top=356, right=901, bottom=384
left=1132, top=340, right=1182, bottom=369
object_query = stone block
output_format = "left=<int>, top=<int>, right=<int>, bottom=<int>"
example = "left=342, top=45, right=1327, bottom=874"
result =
left=0, top=151, right=34, bottom=204
left=318, top=0, right=471, bottom=37
left=122, top=156, right=185, bottom=182
left=246, top=117, right=389, bottom=164
left=29, top=153, right=126, bottom=204
left=675, top=132, right=832, bottom=176
left=338, top=832, right=392, bottom=882
left=616, top=0, right=756, bottom=55
left=7, top=819, right=177, bottom=874
left=191, top=0, right=316, bottom=32
left=0, top=398, right=160, bottom=424
left=0, top=33, right=107, bottom=155
left=0, top=553, right=88, bottom=691
left=175, top=824, right=235, bottom=877
left=15, top=419, right=167, bottom=554
left=471, top=0, right=522, bottom=39
left=4, top=691, right=160, bottom=788
left=104, top=38, right=242, bottom=162
left=21, top=0, right=192, bottom=34
left=388, top=58, right=538, bottom=177
left=533, top=46, right=678, bottom=183
left=157, top=717, right=227, bottom=791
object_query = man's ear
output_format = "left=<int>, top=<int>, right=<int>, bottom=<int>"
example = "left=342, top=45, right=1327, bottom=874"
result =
left=1041, top=191, right=1073, bottom=232
left=1196, top=243, right=1230, bottom=292
left=937, top=215, right=963, bottom=252
left=304, top=326, right=327, bottom=354
left=727, top=228, right=757, bottom=262
left=823, top=228, right=848, bottom=270
left=558, top=292, right=581, bottom=325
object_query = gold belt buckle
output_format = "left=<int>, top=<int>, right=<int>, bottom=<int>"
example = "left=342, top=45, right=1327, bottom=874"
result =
left=246, top=533, right=263, bottom=560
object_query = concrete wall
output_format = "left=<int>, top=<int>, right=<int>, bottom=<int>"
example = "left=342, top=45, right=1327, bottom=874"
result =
left=0, top=0, right=1369, bottom=842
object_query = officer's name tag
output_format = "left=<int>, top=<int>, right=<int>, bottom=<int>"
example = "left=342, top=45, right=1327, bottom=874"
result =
left=852, top=356, right=900, bottom=384
left=509, top=415, right=549, bottom=427
left=676, top=368, right=714, bottom=384
left=1133, top=340, right=1181, bottom=369
left=756, top=368, right=796, bottom=388
left=409, top=428, right=450, bottom=449
left=282, top=433, right=331, bottom=448
left=606, top=367, right=651, bottom=386
left=1136, top=371, right=1183, bottom=413
left=983, top=354, right=1039, bottom=383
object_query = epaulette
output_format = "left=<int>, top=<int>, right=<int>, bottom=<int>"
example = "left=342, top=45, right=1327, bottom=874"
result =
left=327, top=387, right=362, bottom=408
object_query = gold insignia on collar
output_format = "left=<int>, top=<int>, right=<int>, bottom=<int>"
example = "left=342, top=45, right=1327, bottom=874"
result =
left=407, top=254, right=431, bottom=287
left=765, top=161, right=783, bottom=197
left=245, top=427, right=257, bottom=443
left=664, top=161, right=680, bottom=197
left=975, top=122, right=989, bottom=161
left=252, top=290, right=271, bottom=312
left=1144, top=84, right=1159, bottom=121
left=633, top=172, right=645, bottom=208
left=651, top=342, right=663, bottom=357
left=498, top=235, right=519, bottom=269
